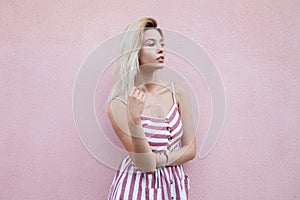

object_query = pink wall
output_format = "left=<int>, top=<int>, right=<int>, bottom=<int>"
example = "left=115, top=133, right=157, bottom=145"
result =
left=1, top=0, right=300, bottom=199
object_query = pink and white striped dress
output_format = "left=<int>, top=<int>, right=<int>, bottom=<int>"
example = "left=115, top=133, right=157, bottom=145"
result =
left=108, top=82, right=190, bottom=200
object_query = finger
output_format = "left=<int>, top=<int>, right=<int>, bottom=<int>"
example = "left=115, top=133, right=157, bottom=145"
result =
left=129, top=86, right=136, bottom=97
left=137, top=92, right=143, bottom=100
left=131, top=87, right=140, bottom=98
left=134, top=88, right=141, bottom=97
left=139, top=90, right=146, bottom=98
left=141, top=93, right=146, bottom=102
left=140, top=87, right=146, bottom=93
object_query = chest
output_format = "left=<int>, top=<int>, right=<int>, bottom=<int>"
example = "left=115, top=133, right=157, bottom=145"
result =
left=141, top=91, right=176, bottom=118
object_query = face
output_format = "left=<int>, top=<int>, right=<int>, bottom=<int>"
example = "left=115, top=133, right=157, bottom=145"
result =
left=138, top=28, right=165, bottom=70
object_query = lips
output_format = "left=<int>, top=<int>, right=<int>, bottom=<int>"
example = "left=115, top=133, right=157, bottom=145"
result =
left=156, top=56, right=164, bottom=61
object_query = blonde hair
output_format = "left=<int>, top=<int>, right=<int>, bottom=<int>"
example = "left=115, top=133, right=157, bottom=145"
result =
left=106, top=17, right=163, bottom=106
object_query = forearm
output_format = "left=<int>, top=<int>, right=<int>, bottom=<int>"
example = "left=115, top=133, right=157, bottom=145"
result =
left=127, top=120, right=156, bottom=172
left=155, top=143, right=196, bottom=168
left=167, top=145, right=196, bottom=166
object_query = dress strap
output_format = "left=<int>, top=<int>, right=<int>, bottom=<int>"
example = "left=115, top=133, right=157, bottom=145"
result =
left=171, top=81, right=176, bottom=104
left=112, top=96, right=127, bottom=105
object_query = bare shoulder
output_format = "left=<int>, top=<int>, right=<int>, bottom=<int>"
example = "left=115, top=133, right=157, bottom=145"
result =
left=107, top=96, right=129, bottom=131
left=109, top=93, right=127, bottom=107
left=173, top=81, right=189, bottom=99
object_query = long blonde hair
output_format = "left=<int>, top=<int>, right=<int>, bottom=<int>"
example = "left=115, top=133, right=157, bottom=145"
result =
left=106, top=17, right=163, bottom=106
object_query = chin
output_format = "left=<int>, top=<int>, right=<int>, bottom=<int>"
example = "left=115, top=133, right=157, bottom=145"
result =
left=154, top=65, right=164, bottom=70
left=158, top=64, right=164, bottom=68
left=156, top=63, right=165, bottom=68
left=140, top=63, right=164, bottom=71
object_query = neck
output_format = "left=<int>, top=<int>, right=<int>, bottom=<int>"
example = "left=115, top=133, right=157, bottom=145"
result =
left=134, top=70, right=158, bottom=88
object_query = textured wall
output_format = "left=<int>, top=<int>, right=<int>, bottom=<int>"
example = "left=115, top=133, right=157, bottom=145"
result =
left=1, top=0, right=299, bottom=199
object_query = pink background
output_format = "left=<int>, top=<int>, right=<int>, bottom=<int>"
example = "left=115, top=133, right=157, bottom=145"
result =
left=1, top=0, right=300, bottom=199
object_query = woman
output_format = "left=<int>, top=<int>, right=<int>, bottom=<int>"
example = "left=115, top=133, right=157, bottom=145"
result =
left=106, top=17, right=196, bottom=200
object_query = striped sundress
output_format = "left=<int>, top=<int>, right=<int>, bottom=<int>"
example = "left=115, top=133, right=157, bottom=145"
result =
left=108, top=81, right=190, bottom=200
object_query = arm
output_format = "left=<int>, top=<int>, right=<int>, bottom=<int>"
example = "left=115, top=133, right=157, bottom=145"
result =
left=155, top=82, right=197, bottom=168
left=107, top=88, right=156, bottom=173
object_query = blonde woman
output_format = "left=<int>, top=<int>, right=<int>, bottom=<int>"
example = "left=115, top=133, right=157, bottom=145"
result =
left=107, top=17, right=196, bottom=200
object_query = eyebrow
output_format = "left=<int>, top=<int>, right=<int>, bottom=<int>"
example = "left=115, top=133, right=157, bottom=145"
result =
left=145, top=38, right=164, bottom=42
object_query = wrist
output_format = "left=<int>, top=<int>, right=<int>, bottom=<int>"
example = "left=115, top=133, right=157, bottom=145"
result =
left=164, top=152, right=169, bottom=167
left=128, top=117, right=141, bottom=126
left=127, top=111, right=141, bottom=126
left=155, top=153, right=168, bottom=168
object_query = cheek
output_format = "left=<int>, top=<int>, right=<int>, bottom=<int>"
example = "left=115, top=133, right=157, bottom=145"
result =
left=139, top=49, right=154, bottom=64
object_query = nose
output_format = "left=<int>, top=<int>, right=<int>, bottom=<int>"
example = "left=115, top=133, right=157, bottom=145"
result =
left=157, top=48, right=163, bottom=54
left=157, top=44, right=164, bottom=53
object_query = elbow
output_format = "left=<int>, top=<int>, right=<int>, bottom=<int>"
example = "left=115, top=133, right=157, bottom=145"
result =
left=190, top=149, right=196, bottom=160
left=189, top=142, right=197, bottom=161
